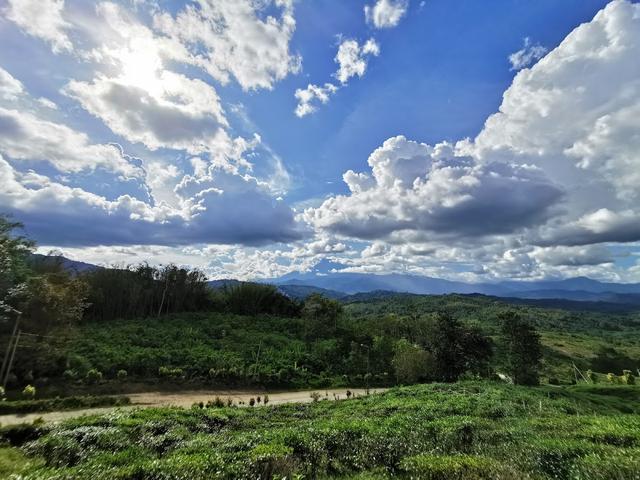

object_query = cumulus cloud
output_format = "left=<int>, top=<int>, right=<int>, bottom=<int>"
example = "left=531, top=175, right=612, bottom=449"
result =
left=65, top=72, right=230, bottom=155
left=4, top=0, right=73, bottom=53
left=334, top=38, right=380, bottom=84
left=365, top=0, right=409, bottom=29
left=153, top=0, right=300, bottom=90
left=474, top=0, right=640, bottom=201
left=539, top=209, right=640, bottom=247
left=305, top=136, right=562, bottom=240
left=0, top=106, right=144, bottom=178
left=0, top=67, right=25, bottom=100
left=294, top=38, right=379, bottom=117
left=294, top=83, right=338, bottom=118
left=0, top=155, right=301, bottom=247
left=531, top=245, right=613, bottom=267
left=508, top=37, right=547, bottom=70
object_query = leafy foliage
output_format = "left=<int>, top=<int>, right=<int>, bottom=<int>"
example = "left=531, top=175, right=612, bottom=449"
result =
left=3, top=382, right=639, bottom=479
left=500, top=311, right=543, bottom=385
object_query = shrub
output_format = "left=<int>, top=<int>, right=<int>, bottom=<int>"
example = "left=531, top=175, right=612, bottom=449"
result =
left=62, top=369, right=77, bottom=381
left=607, top=373, right=619, bottom=384
left=22, top=384, right=36, bottom=399
left=116, top=369, right=128, bottom=380
left=206, top=397, right=225, bottom=408
left=159, top=366, right=184, bottom=379
left=622, top=370, right=635, bottom=385
left=0, top=386, right=5, bottom=400
left=310, top=392, right=321, bottom=402
left=85, top=369, right=103, bottom=384
left=400, top=454, right=504, bottom=480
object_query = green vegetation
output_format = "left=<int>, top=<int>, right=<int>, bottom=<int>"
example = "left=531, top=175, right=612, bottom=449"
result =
left=0, top=395, right=130, bottom=415
left=1, top=382, right=639, bottom=479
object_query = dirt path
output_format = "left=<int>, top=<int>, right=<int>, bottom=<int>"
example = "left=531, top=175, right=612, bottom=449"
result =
left=0, top=388, right=385, bottom=427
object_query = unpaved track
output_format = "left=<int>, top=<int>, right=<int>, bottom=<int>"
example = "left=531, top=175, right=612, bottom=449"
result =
left=0, top=388, right=385, bottom=426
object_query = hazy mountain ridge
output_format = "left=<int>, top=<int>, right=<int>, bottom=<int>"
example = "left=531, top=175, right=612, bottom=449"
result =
left=41, top=254, right=640, bottom=305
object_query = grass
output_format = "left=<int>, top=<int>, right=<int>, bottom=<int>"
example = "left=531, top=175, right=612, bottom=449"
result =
left=1, top=381, right=639, bottom=479
left=0, top=395, right=130, bottom=415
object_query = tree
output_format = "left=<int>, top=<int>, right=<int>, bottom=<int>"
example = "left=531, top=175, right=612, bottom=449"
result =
left=302, top=294, right=342, bottom=338
left=391, top=339, right=433, bottom=384
left=499, top=312, right=542, bottom=386
left=426, top=313, right=493, bottom=382
left=0, top=215, right=34, bottom=322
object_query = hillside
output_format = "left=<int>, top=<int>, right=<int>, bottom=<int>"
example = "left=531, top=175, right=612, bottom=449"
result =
left=3, top=382, right=639, bottom=479
left=17, top=294, right=638, bottom=397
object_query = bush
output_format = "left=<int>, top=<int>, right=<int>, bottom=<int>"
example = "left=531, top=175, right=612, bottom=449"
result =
left=85, top=369, right=103, bottom=384
left=116, top=369, right=128, bottom=380
left=622, top=370, right=635, bottom=385
left=400, top=454, right=504, bottom=479
left=206, top=397, right=225, bottom=408
left=62, top=369, right=77, bottom=381
left=159, top=366, right=185, bottom=379
left=22, top=384, right=36, bottom=399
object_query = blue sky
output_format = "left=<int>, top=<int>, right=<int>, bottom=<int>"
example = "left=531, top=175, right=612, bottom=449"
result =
left=1, top=0, right=639, bottom=282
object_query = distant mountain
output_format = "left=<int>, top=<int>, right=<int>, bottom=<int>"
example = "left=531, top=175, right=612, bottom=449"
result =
left=207, top=279, right=244, bottom=290
left=29, top=254, right=101, bottom=273
left=277, top=284, right=346, bottom=300
left=268, top=271, right=640, bottom=304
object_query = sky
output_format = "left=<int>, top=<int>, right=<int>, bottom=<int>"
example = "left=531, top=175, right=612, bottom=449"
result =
left=1, top=0, right=639, bottom=283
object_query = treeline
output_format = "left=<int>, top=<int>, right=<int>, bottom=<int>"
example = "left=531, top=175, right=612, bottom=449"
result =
left=83, top=265, right=211, bottom=321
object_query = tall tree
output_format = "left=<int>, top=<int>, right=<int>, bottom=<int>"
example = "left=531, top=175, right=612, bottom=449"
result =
left=0, top=215, right=34, bottom=322
left=499, top=312, right=543, bottom=386
left=426, top=312, right=493, bottom=382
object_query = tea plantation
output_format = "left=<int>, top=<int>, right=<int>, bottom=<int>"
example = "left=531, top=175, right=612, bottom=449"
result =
left=2, top=382, right=639, bottom=479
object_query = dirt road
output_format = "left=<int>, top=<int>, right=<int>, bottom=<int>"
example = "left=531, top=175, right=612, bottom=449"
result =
left=0, top=388, right=385, bottom=426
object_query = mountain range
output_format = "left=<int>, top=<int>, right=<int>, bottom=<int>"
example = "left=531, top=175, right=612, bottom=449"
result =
left=37, top=254, right=640, bottom=306
left=267, top=271, right=640, bottom=305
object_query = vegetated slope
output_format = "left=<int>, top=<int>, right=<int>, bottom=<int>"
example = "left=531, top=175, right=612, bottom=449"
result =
left=3, top=382, right=639, bottom=479
left=36, top=294, right=640, bottom=392
left=343, top=293, right=640, bottom=380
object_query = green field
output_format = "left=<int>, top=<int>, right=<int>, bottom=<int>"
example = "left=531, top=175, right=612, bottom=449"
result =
left=20, top=294, right=639, bottom=395
left=2, top=382, right=639, bottom=479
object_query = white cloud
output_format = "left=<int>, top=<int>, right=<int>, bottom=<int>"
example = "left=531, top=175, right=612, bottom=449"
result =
left=0, top=67, right=25, bottom=100
left=4, top=0, right=73, bottom=53
left=0, top=155, right=301, bottom=247
left=334, top=38, right=380, bottom=84
left=0, top=106, right=143, bottom=178
left=65, top=72, right=231, bottom=155
left=293, top=38, right=379, bottom=117
left=365, top=0, right=409, bottom=29
left=474, top=0, right=640, bottom=202
left=36, top=97, right=58, bottom=109
left=153, top=0, right=300, bottom=90
left=294, top=83, right=339, bottom=117
left=305, top=136, right=562, bottom=240
left=508, top=37, right=547, bottom=71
